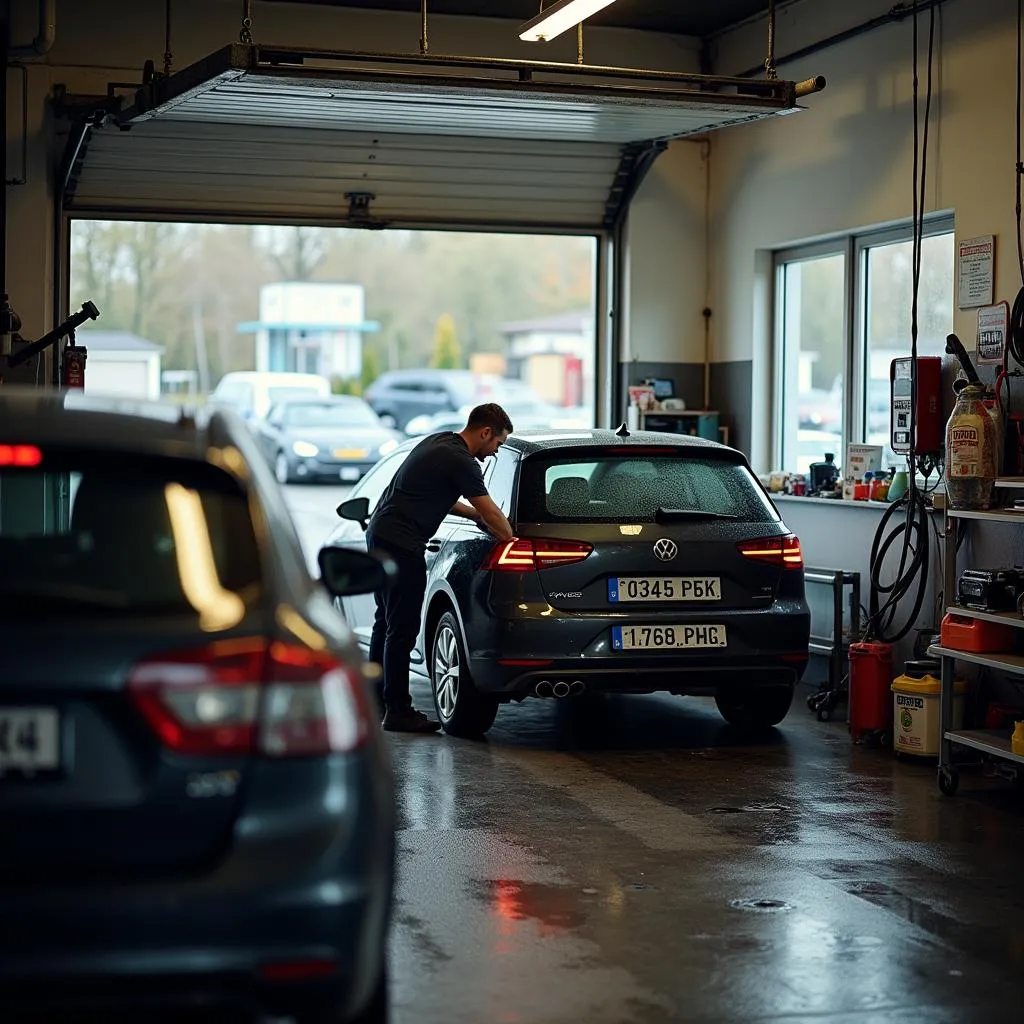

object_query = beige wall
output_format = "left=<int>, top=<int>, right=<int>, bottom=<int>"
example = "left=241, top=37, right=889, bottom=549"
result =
left=708, top=0, right=1021, bottom=468
left=4, top=0, right=702, bottom=349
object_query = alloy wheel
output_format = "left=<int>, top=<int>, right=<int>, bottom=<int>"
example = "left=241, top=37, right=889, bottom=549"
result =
left=433, top=624, right=460, bottom=721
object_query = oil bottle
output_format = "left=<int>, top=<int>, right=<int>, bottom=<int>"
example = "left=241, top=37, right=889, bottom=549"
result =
left=945, top=383, right=998, bottom=510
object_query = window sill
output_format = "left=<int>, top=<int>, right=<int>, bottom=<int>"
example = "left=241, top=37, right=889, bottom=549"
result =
left=772, top=494, right=937, bottom=512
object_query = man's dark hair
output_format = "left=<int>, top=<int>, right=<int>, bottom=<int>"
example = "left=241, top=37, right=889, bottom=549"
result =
left=466, top=402, right=513, bottom=435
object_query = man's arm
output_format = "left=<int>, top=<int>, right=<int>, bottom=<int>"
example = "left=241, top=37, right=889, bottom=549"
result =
left=467, top=494, right=514, bottom=542
left=450, top=500, right=481, bottom=522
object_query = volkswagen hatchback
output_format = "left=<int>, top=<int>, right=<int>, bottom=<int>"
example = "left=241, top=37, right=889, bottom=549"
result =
left=323, top=428, right=810, bottom=737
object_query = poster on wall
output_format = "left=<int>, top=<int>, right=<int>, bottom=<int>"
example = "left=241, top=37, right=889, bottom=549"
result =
left=977, top=301, right=1010, bottom=365
left=957, top=235, right=995, bottom=309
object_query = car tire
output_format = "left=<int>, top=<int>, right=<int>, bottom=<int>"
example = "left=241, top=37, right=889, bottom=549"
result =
left=275, top=450, right=293, bottom=485
left=431, top=610, right=498, bottom=737
left=714, top=683, right=794, bottom=729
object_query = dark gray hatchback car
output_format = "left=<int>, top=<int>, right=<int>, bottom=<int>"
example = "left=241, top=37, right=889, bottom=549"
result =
left=0, top=390, right=394, bottom=1023
left=322, top=428, right=811, bottom=738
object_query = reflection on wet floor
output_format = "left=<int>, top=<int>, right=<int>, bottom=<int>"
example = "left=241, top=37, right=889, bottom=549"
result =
left=388, top=679, right=1024, bottom=1024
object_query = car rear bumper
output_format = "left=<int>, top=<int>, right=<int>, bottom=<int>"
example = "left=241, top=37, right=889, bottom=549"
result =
left=0, top=876, right=386, bottom=1020
left=468, top=603, right=810, bottom=698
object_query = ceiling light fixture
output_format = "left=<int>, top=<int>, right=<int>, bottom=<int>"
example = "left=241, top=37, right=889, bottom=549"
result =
left=518, top=0, right=618, bottom=43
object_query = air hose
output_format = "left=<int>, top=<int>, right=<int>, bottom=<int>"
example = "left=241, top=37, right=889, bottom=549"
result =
left=865, top=484, right=931, bottom=644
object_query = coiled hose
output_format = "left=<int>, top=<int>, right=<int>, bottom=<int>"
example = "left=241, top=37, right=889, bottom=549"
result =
left=866, top=485, right=930, bottom=644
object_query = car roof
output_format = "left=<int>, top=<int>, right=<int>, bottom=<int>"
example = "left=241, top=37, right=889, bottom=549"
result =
left=504, top=428, right=735, bottom=456
left=0, top=388, right=240, bottom=460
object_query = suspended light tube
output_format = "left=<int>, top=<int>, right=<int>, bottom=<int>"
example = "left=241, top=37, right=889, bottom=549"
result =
left=518, top=0, right=618, bottom=43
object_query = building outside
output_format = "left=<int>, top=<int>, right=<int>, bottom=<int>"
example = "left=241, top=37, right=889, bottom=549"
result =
left=499, top=310, right=593, bottom=408
left=78, top=330, right=163, bottom=400
left=237, top=282, right=380, bottom=382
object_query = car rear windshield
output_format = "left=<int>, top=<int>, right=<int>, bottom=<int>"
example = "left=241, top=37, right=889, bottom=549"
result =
left=517, top=451, right=780, bottom=524
left=0, top=449, right=263, bottom=621
left=268, top=386, right=321, bottom=406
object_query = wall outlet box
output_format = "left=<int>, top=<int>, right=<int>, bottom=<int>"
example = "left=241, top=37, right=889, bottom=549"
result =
left=932, top=491, right=948, bottom=510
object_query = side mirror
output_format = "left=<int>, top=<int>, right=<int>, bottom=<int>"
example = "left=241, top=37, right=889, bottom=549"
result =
left=318, top=546, right=396, bottom=597
left=337, top=496, right=370, bottom=531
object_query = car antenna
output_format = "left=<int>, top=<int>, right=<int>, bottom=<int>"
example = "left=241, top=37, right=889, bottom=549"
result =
left=615, top=421, right=631, bottom=437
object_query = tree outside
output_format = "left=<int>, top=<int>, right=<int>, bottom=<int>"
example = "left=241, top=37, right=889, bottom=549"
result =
left=430, top=314, right=462, bottom=370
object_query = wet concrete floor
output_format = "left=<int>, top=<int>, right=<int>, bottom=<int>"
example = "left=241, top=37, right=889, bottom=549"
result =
left=386, top=679, right=1024, bottom=1024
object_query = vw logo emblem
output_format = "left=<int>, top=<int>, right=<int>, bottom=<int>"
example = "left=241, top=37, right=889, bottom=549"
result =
left=653, top=538, right=678, bottom=562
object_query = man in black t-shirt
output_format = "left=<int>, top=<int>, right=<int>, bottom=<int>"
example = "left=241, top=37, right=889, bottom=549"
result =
left=367, top=403, right=515, bottom=733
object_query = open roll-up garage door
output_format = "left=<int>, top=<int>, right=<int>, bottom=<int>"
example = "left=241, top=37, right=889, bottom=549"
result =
left=62, top=44, right=823, bottom=231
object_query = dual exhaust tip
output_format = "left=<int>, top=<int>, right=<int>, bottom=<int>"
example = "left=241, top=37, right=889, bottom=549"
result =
left=534, top=680, right=585, bottom=698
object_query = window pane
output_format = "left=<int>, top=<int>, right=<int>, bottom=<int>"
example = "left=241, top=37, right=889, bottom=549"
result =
left=864, top=232, right=954, bottom=468
left=778, top=253, right=846, bottom=475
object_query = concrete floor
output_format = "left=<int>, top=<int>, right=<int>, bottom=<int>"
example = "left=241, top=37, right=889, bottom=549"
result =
left=386, top=683, right=1024, bottom=1024
left=283, top=483, right=1024, bottom=1024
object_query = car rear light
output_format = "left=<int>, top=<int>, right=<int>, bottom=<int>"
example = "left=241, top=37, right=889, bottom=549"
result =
left=481, top=537, right=593, bottom=571
left=258, top=958, right=338, bottom=982
left=737, top=534, right=804, bottom=570
left=128, top=638, right=370, bottom=757
left=0, top=444, right=43, bottom=467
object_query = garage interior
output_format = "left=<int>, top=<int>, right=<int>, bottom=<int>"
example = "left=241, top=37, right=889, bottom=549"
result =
left=4, top=0, right=1024, bottom=1022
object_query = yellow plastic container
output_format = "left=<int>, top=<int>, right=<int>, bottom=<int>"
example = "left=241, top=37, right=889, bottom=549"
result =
left=1013, top=722, right=1024, bottom=758
left=892, top=673, right=968, bottom=757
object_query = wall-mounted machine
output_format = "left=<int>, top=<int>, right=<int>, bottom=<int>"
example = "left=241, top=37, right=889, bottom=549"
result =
left=889, top=355, right=944, bottom=455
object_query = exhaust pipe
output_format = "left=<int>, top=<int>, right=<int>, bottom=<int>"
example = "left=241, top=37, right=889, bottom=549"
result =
left=569, top=680, right=585, bottom=696
left=553, top=681, right=571, bottom=698
left=534, top=680, right=553, bottom=698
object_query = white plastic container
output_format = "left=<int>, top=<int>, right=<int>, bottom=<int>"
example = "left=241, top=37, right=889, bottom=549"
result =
left=892, top=673, right=967, bottom=757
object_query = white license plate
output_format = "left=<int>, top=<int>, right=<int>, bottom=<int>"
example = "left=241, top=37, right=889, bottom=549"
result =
left=612, top=625, right=727, bottom=650
left=0, top=707, right=60, bottom=773
left=340, top=467, right=361, bottom=482
left=608, top=577, right=721, bottom=602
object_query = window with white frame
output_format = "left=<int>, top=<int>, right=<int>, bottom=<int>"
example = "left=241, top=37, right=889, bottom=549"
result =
left=775, top=218, right=955, bottom=476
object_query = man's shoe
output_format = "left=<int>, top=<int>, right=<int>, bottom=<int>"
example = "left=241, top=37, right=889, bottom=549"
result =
left=382, top=707, right=441, bottom=733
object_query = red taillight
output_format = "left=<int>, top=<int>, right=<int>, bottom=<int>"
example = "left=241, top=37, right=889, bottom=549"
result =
left=737, top=534, right=803, bottom=570
left=0, top=444, right=43, bottom=467
left=481, top=537, right=593, bottom=572
left=128, top=638, right=370, bottom=757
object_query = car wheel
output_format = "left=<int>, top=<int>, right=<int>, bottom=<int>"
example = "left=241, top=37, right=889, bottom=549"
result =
left=275, top=450, right=293, bottom=485
left=431, top=610, right=498, bottom=737
left=714, top=683, right=794, bottom=729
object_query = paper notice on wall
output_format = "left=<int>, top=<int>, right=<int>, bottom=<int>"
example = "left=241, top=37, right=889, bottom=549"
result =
left=976, top=301, right=1010, bottom=365
left=958, top=235, right=995, bottom=309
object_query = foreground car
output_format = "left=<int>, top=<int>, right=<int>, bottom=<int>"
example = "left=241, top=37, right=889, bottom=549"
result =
left=322, top=428, right=811, bottom=737
left=0, top=390, right=394, bottom=1023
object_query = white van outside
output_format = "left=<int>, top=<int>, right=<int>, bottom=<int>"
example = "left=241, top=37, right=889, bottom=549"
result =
left=209, top=371, right=332, bottom=424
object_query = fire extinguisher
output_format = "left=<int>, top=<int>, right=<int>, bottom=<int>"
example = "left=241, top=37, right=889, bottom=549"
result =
left=62, top=342, right=88, bottom=389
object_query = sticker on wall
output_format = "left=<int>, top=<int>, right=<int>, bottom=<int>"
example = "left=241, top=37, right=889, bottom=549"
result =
left=958, top=235, right=995, bottom=309
left=976, top=301, right=1010, bottom=365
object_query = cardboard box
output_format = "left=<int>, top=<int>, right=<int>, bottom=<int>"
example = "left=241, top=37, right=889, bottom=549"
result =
left=843, top=444, right=883, bottom=499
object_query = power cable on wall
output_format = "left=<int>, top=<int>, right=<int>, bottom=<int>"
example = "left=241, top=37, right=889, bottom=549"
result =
left=865, top=0, right=937, bottom=646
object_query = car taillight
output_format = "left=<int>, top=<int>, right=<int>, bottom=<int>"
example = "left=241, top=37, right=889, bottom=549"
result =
left=128, top=638, right=370, bottom=757
left=737, top=534, right=803, bottom=570
left=481, top=537, right=593, bottom=571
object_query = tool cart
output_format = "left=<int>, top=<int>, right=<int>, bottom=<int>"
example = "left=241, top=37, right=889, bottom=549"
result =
left=930, top=479, right=1024, bottom=795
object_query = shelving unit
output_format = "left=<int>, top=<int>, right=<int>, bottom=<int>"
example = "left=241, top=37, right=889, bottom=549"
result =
left=933, top=482, right=1024, bottom=795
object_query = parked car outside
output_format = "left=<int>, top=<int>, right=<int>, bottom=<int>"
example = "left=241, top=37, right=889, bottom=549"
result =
left=321, top=428, right=811, bottom=738
left=0, top=388, right=394, bottom=1023
left=209, top=370, right=332, bottom=425
left=362, top=369, right=480, bottom=430
left=255, top=395, right=404, bottom=485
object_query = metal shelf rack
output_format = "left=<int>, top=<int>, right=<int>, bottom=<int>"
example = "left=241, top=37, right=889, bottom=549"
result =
left=933, top=482, right=1024, bottom=795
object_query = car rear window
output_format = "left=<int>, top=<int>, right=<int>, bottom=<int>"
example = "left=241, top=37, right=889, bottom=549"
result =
left=268, top=386, right=321, bottom=405
left=517, top=452, right=780, bottom=524
left=0, top=449, right=263, bottom=622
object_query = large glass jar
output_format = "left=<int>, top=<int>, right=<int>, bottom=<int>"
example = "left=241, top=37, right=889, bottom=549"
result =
left=945, top=384, right=998, bottom=509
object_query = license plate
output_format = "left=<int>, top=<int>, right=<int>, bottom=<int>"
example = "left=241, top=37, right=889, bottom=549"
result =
left=611, top=625, right=727, bottom=650
left=334, top=448, right=368, bottom=459
left=340, top=467, right=361, bottom=481
left=608, top=577, right=721, bottom=602
left=0, top=707, right=60, bottom=773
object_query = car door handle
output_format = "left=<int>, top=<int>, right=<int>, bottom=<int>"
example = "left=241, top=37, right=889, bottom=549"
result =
left=426, top=539, right=442, bottom=552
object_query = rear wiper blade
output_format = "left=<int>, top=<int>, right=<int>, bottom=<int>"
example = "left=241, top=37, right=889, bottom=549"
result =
left=654, top=507, right=739, bottom=522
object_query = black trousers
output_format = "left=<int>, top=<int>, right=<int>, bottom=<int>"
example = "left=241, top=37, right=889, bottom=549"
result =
left=366, top=529, right=427, bottom=712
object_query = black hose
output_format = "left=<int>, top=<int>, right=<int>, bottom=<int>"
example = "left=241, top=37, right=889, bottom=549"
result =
left=866, top=487, right=930, bottom=644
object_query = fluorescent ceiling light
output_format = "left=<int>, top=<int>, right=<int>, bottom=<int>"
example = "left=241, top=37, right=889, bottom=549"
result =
left=519, top=0, right=618, bottom=43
